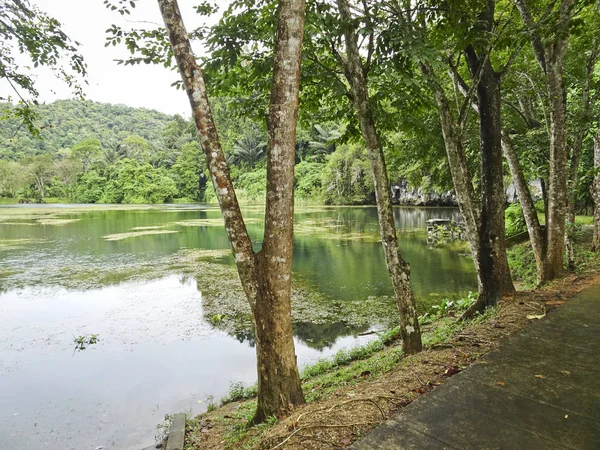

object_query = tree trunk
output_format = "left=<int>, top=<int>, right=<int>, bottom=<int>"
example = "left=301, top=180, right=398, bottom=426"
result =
left=252, top=0, right=306, bottom=423
left=540, top=177, right=549, bottom=225
left=424, top=63, right=481, bottom=278
left=516, top=0, right=576, bottom=279
left=337, top=0, right=421, bottom=354
left=501, top=131, right=548, bottom=283
left=545, top=53, right=569, bottom=278
left=37, top=179, right=45, bottom=200
left=565, top=41, right=598, bottom=269
left=157, top=0, right=306, bottom=424
left=592, top=128, right=600, bottom=251
left=464, top=47, right=514, bottom=316
left=565, top=132, right=584, bottom=271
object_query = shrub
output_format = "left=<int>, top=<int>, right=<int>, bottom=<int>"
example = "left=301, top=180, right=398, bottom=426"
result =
left=505, top=203, right=526, bottom=237
left=295, top=161, right=324, bottom=200
left=322, top=143, right=374, bottom=205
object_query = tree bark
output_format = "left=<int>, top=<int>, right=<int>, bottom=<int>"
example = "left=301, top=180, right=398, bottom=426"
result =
left=540, top=177, right=549, bottom=225
left=516, top=0, right=576, bottom=279
left=565, top=42, right=598, bottom=269
left=545, top=48, right=570, bottom=278
left=252, top=0, right=306, bottom=423
left=449, top=59, right=549, bottom=285
left=157, top=0, right=306, bottom=424
left=337, top=0, right=422, bottom=354
left=565, top=132, right=584, bottom=270
left=592, top=128, right=600, bottom=251
left=424, top=63, right=481, bottom=276
left=464, top=45, right=514, bottom=316
left=501, top=131, right=548, bottom=283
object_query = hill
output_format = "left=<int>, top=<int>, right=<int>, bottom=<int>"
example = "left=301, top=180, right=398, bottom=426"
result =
left=0, top=99, right=177, bottom=159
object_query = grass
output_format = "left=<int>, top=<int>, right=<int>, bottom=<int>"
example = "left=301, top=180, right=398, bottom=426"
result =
left=188, top=292, right=492, bottom=449
left=217, top=293, right=478, bottom=409
left=537, top=213, right=594, bottom=226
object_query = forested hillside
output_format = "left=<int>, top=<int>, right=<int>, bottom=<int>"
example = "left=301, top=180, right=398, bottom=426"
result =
left=1, top=98, right=419, bottom=204
left=0, top=100, right=174, bottom=159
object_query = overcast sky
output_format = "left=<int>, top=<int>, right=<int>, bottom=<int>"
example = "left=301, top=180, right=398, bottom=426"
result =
left=1, top=0, right=220, bottom=117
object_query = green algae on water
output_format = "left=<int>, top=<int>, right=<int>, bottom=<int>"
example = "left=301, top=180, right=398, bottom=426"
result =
left=103, top=230, right=179, bottom=241
left=172, top=218, right=261, bottom=227
left=37, top=218, right=81, bottom=226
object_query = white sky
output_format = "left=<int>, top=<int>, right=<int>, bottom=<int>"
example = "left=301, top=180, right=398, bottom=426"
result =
left=0, top=0, right=222, bottom=116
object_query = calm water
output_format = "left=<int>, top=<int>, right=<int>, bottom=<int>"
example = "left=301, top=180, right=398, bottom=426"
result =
left=0, top=204, right=476, bottom=449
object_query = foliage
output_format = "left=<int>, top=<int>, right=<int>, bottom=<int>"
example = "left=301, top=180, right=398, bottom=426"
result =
left=100, top=159, right=177, bottom=204
left=322, top=143, right=374, bottom=205
left=220, top=382, right=258, bottom=405
left=294, top=161, right=324, bottom=200
left=505, top=203, right=527, bottom=237
left=170, top=142, right=208, bottom=201
left=234, top=168, right=267, bottom=202
left=73, top=333, right=99, bottom=351
left=418, top=292, right=477, bottom=324
left=0, top=0, right=86, bottom=135
left=75, top=170, right=107, bottom=203
left=229, top=128, right=266, bottom=169
left=0, top=100, right=174, bottom=160
left=507, top=243, right=538, bottom=289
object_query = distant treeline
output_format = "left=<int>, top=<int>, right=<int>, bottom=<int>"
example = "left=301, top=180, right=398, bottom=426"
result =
left=0, top=99, right=448, bottom=204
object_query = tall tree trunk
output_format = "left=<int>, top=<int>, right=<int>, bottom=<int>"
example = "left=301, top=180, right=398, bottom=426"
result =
left=337, top=0, right=422, bottom=354
left=545, top=52, right=570, bottom=278
left=423, top=63, right=481, bottom=285
left=449, top=59, right=549, bottom=285
left=501, top=131, right=548, bottom=283
left=252, top=0, right=306, bottom=423
left=516, top=0, right=576, bottom=279
left=565, top=133, right=584, bottom=271
left=565, top=41, right=598, bottom=269
left=540, top=177, right=549, bottom=225
left=592, top=128, right=600, bottom=251
left=464, top=47, right=514, bottom=316
left=157, top=0, right=306, bottom=424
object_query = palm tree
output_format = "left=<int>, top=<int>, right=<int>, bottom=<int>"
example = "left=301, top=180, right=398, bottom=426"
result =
left=229, top=129, right=267, bottom=169
left=102, top=140, right=127, bottom=165
left=308, top=124, right=342, bottom=161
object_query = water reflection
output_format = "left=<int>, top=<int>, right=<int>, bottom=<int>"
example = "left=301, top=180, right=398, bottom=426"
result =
left=0, top=276, right=376, bottom=450
left=0, top=204, right=477, bottom=449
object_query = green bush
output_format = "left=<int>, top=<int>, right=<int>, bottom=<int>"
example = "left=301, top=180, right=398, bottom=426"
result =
left=295, top=161, right=324, bottom=200
left=507, top=243, right=537, bottom=288
left=236, top=168, right=267, bottom=201
left=89, top=159, right=177, bottom=204
left=75, top=170, right=106, bottom=203
left=322, top=143, right=374, bottom=205
left=505, top=203, right=527, bottom=237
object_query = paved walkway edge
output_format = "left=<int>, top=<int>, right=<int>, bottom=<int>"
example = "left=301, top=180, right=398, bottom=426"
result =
left=165, top=413, right=186, bottom=450
left=350, top=284, right=600, bottom=450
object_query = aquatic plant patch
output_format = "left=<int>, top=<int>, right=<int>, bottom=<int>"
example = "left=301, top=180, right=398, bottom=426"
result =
left=172, top=218, right=262, bottom=227
left=103, top=230, right=180, bottom=241
left=37, top=218, right=81, bottom=226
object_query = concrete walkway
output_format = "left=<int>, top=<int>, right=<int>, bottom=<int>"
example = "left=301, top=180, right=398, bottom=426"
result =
left=352, top=284, right=600, bottom=450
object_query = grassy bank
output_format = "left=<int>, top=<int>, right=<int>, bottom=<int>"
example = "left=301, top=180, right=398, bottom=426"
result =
left=181, top=226, right=600, bottom=450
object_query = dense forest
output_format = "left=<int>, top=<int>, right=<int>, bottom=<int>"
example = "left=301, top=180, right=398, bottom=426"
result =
left=0, top=98, right=422, bottom=204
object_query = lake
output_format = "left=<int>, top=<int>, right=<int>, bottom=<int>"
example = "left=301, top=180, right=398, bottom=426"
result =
left=0, top=204, right=476, bottom=449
